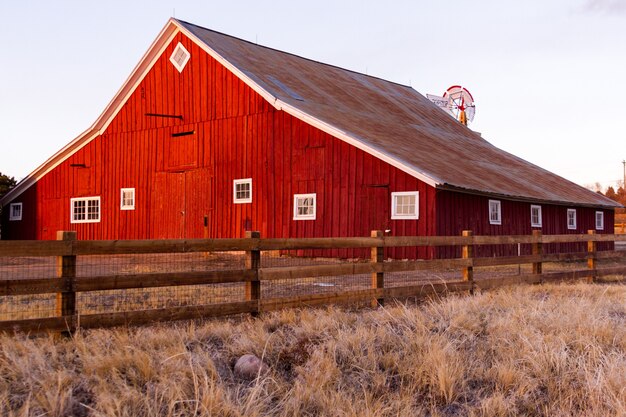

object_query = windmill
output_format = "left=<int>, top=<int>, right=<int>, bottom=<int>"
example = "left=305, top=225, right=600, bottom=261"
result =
left=427, top=85, right=476, bottom=126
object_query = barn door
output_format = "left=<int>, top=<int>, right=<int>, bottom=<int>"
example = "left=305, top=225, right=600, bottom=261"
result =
left=183, top=169, right=213, bottom=239
left=151, top=172, right=186, bottom=239
left=41, top=198, right=65, bottom=240
left=361, top=186, right=391, bottom=235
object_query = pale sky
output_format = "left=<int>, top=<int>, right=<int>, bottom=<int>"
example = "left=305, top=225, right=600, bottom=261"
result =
left=1, top=0, right=625, bottom=190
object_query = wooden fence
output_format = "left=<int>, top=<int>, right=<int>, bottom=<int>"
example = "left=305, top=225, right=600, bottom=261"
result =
left=1, top=230, right=626, bottom=334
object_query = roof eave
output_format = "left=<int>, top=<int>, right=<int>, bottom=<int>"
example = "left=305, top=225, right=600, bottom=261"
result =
left=0, top=19, right=182, bottom=207
left=175, top=20, right=442, bottom=188
left=436, top=184, right=623, bottom=209
left=0, top=128, right=98, bottom=206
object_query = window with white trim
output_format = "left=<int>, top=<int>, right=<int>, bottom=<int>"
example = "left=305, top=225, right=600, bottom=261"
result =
left=530, top=205, right=542, bottom=227
left=595, top=211, right=604, bottom=230
left=233, top=178, right=252, bottom=204
left=170, top=42, right=190, bottom=72
left=293, top=193, right=316, bottom=220
left=9, top=203, right=22, bottom=221
left=567, top=208, right=577, bottom=230
left=71, top=197, right=101, bottom=223
left=391, top=191, right=419, bottom=220
left=120, top=188, right=135, bottom=210
left=489, top=200, right=501, bottom=225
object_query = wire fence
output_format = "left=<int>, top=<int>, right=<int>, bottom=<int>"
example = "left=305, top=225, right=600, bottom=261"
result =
left=1, top=231, right=625, bottom=332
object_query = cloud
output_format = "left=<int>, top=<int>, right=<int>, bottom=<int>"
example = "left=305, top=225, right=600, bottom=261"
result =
left=582, top=0, right=626, bottom=13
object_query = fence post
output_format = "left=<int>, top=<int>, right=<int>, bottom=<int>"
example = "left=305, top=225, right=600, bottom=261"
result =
left=371, top=230, right=384, bottom=307
left=587, top=230, right=596, bottom=283
left=461, top=230, right=474, bottom=293
left=56, top=231, right=77, bottom=334
left=245, top=231, right=261, bottom=316
left=532, top=230, right=543, bottom=280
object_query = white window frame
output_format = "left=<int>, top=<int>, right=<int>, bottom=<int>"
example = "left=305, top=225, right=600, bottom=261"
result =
left=530, top=204, right=542, bottom=227
left=293, top=193, right=316, bottom=220
left=595, top=211, right=604, bottom=230
left=169, top=42, right=190, bottom=72
left=9, top=202, right=22, bottom=221
left=120, top=188, right=135, bottom=210
left=567, top=208, right=577, bottom=230
left=71, top=196, right=101, bottom=224
left=233, top=178, right=252, bottom=204
left=489, top=200, right=502, bottom=225
left=391, top=191, right=419, bottom=220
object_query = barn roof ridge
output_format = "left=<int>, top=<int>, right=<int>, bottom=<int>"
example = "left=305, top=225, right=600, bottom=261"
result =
left=174, top=19, right=415, bottom=90
left=1, top=19, right=620, bottom=210
left=175, top=21, right=619, bottom=209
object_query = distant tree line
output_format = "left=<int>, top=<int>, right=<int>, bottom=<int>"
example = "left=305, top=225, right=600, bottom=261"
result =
left=601, top=186, right=626, bottom=207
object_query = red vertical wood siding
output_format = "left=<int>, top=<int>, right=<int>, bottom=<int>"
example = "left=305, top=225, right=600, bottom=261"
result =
left=0, top=32, right=437, bottom=257
left=0, top=31, right=614, bottom=262
left=435, top=190, right=614, bottom=257
left=0, top=184, right=38, bottom=240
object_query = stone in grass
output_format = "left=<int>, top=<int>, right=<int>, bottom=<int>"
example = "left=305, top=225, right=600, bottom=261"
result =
left=234, top=354, right=269, bottom=380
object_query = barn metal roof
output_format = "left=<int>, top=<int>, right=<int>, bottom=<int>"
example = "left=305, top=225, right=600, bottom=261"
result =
left=1, top=19, right=619, bottom=209
left=179, top=20, right=619, bottom=209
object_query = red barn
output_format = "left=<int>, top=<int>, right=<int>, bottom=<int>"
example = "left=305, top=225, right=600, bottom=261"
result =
left=0, top=19, right=620, bottom=257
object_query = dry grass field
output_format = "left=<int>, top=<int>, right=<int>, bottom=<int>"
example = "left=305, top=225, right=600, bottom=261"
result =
left=0, top=282, right=624, bottom=417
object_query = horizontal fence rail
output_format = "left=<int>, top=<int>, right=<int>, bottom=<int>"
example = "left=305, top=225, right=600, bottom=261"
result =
left=3, top=234, right=626, bottom=257
left=0, top=230, right=625, bottom=334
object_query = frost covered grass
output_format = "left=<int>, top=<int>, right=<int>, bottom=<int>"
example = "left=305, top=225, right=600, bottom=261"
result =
left=0, top=282, right=624, bottom=416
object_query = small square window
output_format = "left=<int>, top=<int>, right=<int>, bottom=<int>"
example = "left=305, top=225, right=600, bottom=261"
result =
left=170, top=42, right=190, bottom=72
left=71, top=197, right=101, bottom=223
left=233, top=179, right=252, bottom=204
left=121, top=188, right=135, bottom=210
left=595, top=211, right=604, bottom=230
left=531, top=205, right=542, bottom=227
left=489, top=200, right=501, bottom=225
left=293, top=193, right=316, bottom=220
left=391, top=191, right=419, bottom=220
left=567, top=208, right=577, bottom=230
left=9, top=203, right=22, bottom=221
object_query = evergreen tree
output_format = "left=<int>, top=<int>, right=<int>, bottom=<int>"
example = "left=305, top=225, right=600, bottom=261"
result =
left=605, top=186, right=618, bottom=201
left=617, top=187, right=626, bottom=206
left=0, top=172, right=16, bottom=199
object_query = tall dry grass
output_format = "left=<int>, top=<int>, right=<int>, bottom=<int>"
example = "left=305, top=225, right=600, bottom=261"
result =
left=0, top=282, right=624, bottom=416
